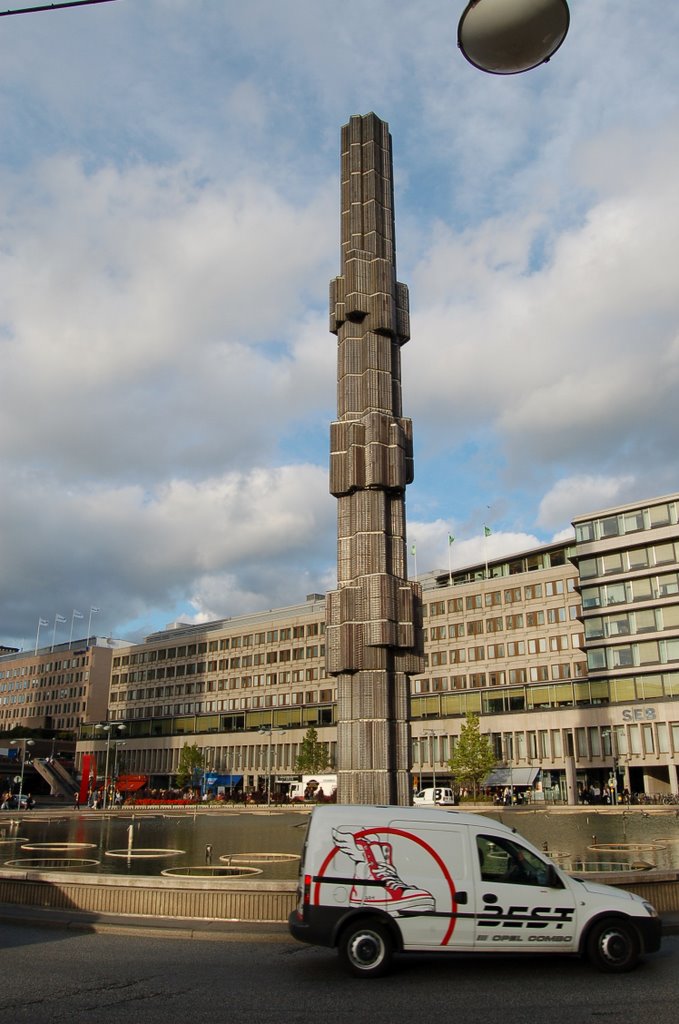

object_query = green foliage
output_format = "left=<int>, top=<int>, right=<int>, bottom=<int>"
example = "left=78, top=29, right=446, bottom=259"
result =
left=448, top=713, right=496, bottom=798
left=294, top=726, right=330, bottom=774
left=175, top=742, right=204, bottom=788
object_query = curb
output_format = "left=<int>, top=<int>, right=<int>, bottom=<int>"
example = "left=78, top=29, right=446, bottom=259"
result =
left=0, top=902, right=291, bottom=941
left=1, top=902, right=677, bottom=940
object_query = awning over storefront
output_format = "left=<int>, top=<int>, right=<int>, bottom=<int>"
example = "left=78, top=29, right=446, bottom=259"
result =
left=483, top=767, right=541, bottom=788
left=116, top=774, right=149, bottom=793
left=204, top=773, right=242, bottom=788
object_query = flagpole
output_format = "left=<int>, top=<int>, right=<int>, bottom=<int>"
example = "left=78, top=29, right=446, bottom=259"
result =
left=447, top=534, right=454, bottom=582
left=51, top=613, right=66, bottom=653
left=69, top=609, right=84, bottom=649
left=483, top=525, right=491, bottom=579
left=35, top=618, right=46, bottom=656
left=411, top=543, right=418, bottom=580
left=87, top=606, right=100, bottom=644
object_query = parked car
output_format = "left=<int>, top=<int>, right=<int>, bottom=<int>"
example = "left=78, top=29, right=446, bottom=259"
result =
left=11, top=793, right=34, bottom=809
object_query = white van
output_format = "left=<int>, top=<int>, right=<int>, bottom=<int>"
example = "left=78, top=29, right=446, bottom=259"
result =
left=413, top=787, right=455, bottom=806
left=288, top=775, right=338, bottom=802
left=288, top=804, right=661, bottom=978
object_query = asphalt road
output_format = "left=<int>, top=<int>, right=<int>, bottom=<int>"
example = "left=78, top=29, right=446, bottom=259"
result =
left=1, top=923, right=677, bottom=1024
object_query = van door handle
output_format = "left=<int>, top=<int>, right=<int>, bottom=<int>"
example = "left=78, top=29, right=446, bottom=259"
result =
left=453, top=891, right=468, bottom=905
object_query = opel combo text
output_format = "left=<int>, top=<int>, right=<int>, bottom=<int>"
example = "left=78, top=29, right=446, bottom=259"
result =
left=288, top=805, right=662, bottom=978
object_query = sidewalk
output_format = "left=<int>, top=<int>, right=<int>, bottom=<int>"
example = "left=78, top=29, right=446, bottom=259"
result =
left=0, top=901, right=290, bottom=941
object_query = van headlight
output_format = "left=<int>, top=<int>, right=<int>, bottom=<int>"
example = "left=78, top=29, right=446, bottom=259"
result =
left=642, top=901, right=658, bottom=918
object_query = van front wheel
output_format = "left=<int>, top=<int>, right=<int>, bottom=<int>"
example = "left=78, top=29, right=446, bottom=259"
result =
left=338, top=918, right=393, bottom=978
left=586, top=918, right=641, bottom=973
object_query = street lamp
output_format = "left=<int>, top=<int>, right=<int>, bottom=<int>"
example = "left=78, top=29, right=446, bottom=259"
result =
left=9, top=738, right=35, bottom=809
left=458, top=0, right=570, bottom=75
left=94, top=723, right=126, bottom=810
left=423, top=729, right=443, bottom=795
left=112, top=740, right=126, bottom=803
left=601, top=728, right=620, bottom=806
left=258, top=725, right=286, bottom=807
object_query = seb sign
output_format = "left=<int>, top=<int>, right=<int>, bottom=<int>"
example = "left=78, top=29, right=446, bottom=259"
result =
left=621, top=707, right=657, bottom=722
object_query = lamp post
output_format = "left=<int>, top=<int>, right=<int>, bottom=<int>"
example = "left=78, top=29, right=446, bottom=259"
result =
left=458, top=0, right=570, bottom=75
left=10, top=738, right=35, bottom=809
left=95, top=723, right=126, bottom=810
left=503, top=735, right=514, bottom=805
left=258, top=725, right=286, bottom=807
left=601, top=728, right=620, bottom=806
left=201, top=746, right=214, bottom=801
left=423, top=729, right=442, bottom=796
left=112, top=740, right=126, bottom=804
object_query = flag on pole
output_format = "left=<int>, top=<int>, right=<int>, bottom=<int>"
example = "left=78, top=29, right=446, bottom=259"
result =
left=484, top=525, right=492, bottom=537
left=411, top=544, right=416, bottom=556
left=55, top=614, right=67, bottom=623
left=90, top=606, right=100, bottom=613
left=39, top=618, right=48, bottom=627
left=447, top=534, right=454, bottom=578
left=73, top=610, right=84, bottom=619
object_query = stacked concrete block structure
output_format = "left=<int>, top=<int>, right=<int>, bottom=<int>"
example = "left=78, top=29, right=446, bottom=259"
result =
left=325, top=113, right=424, bottom=806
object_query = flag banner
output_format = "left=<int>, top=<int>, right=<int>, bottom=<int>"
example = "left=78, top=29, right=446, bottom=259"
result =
left=73, top=610, right=84, bottom=618
left=448, top=534, right=455, bottom=545
left=38, top=618, right=48, bottom=626
left=91, top=606, right=100, bottom=613
left=411, top=544, right=416, bottom=555
left=484, top=526, right=492, bottom=537
left=55, top=614, right=67, bottom=623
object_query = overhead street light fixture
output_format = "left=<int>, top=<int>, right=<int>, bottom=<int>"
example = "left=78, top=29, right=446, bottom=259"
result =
left=9, top=738, right=35, bottom=809
left=94, top=721, right=126, bottom=809
left=458, top=0, right=570, bottom=75
left=0, top=1, right=119, bottom=17
left=2, top=0, right=571, bottom=78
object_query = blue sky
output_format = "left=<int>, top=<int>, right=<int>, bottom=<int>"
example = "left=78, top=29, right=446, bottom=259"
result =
left=2, top=1, right=679, bottom=648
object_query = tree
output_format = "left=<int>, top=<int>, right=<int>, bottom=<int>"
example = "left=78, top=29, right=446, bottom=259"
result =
left=448, top=713, right=496, bottom=799
left=295, top=726, right=330, bottom=774
left=175, top=742, right=204, bottom=788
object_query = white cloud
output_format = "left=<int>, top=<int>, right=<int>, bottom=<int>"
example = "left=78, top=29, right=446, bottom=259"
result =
left=537, top=475, right=636, bottom=532
left=2, top=2, right=679, bottom=646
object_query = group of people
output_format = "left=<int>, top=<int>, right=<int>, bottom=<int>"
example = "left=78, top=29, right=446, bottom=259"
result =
left=0, top=790, right=34, bottom=809
left=492, top=787, right=532, bottom=806
left=578, top=783, right=631, bottom=805
left=82, top=787, right=124, bottom=809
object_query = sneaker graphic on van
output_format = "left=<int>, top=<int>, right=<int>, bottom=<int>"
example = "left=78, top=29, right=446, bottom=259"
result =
left=332, top=827, right=436, bottom=916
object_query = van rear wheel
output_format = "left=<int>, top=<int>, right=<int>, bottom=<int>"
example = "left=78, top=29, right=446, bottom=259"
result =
left=586, top=918, right=641, bottom=973
left=338, top=918, right=393, bottom=978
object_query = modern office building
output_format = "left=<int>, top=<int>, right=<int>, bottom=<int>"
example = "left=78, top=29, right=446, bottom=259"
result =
left=0, top=638, right=128, bottom=735
left=5, top=494, right=679, bottom=803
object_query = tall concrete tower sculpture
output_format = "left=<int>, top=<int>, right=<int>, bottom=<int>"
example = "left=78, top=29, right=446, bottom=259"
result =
left=326, top=113, right=424, bottom=806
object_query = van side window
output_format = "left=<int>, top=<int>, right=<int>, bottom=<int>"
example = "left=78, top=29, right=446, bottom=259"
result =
left=476, top=835, right=559, bottom=888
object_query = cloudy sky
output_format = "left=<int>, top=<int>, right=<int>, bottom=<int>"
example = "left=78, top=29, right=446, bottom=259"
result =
left=1, top=1, right=679, bottom=649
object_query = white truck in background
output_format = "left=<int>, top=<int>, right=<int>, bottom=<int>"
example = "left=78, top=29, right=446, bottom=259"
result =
left=289, top=774, right=338, bottom=802
left=413, top=786, right=456, bottom=806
